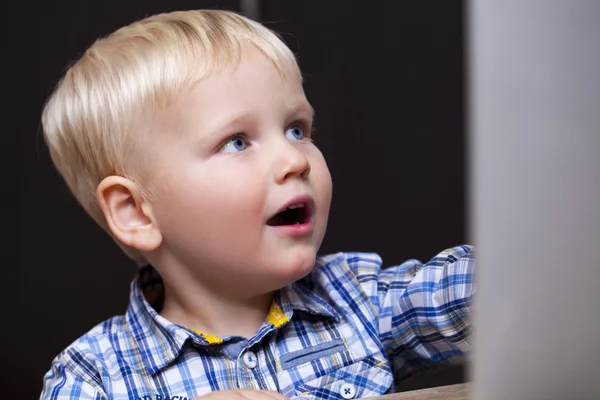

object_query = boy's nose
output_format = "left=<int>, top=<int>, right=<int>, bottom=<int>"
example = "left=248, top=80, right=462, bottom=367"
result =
left=273, top=142, right=311, bottom=184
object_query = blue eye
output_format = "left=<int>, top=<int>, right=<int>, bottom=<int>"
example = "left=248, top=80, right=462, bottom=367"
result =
left=285, top=125, right=305, bottom=141
left=220, top=135, right=248, bottom=153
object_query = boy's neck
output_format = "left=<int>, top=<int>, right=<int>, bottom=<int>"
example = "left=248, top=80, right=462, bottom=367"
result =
left=159, top=280, right=274, bottom=339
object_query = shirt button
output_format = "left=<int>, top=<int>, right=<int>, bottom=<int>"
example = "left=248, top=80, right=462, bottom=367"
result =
left=340, top=383, right=356, bottom=399
left=242, top=351, right=257, bottom=369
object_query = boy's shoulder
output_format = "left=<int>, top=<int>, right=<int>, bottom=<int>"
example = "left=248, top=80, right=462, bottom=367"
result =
left=304, top=250, right=400, bottom=311
left=315, top=251, right=384, bottom=273
left=81, top=313, right=128, bottom=338
left=310, top=251, right=387, bottom=290
left=57, top=315, right=129, bottom=356
left=45, top=315, right=129, bottom=390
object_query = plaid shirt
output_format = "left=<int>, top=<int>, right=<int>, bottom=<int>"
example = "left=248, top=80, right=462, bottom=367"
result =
left=41, top=245, right=474, bottom=400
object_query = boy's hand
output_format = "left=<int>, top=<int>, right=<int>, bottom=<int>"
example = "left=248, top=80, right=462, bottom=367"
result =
left=193, top=389, right=288, bottom=400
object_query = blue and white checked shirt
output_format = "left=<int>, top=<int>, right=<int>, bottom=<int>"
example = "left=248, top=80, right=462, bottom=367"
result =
left=41, top=245, right=475, bottom=400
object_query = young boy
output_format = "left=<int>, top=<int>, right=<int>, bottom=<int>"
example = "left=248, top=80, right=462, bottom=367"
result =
left=40, top=9, right=474, bottom=400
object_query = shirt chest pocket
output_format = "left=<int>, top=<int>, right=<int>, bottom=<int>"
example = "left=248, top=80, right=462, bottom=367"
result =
left=278, top=339, right=393, bottom=400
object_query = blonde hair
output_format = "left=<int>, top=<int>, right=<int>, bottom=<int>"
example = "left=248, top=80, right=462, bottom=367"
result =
left=41, top=9, right=301, bottom=262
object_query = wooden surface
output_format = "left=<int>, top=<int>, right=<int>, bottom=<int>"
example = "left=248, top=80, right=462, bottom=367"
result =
left=368, top=383, right=471, bottom=400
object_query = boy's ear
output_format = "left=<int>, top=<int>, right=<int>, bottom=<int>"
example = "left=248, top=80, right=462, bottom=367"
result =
left=96, top=176, right=162, bottom=252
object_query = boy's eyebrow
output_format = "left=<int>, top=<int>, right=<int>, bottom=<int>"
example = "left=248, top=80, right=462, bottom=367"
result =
left=287, top=101, right=315, bottom=120
left=204, top=102, right=315, bottom=137
left=204, top=113, right=250, bottom=136
left=298, top=102, right=316, bottom=118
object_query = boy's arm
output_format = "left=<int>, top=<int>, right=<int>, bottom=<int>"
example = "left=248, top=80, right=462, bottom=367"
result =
left=40, top=359, right=106, bottom=400
left=378, top=245, right=475, bottom=371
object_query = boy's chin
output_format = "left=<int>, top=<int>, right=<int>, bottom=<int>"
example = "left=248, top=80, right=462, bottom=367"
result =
left=273, top=248, right=318, bottom=283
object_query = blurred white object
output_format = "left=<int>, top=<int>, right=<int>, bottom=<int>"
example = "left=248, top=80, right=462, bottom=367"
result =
left=468, top=1, right=600, bottom=399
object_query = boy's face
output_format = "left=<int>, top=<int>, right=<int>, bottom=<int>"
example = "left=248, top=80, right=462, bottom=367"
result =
left=143, top=49, right=332, bottom=295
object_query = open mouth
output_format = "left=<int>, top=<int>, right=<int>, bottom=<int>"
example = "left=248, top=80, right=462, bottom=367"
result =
left=267, top=202, right=311, bottom=226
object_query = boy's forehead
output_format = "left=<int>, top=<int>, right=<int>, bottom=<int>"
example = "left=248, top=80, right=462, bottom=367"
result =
left=142, top=52, right=310, bottom=138
left=182, top=51, right=306, bottom=110
left=199, top=47, right=302, bottom=90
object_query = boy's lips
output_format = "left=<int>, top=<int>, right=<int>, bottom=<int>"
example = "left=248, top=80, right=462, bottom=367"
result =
left=266, top=195, right=315, bottom=236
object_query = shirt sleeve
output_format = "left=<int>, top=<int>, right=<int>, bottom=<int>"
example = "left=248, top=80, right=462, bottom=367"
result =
left=40, top=358, right=106, bottom=400
left=377, top=245, right=475, bottom=377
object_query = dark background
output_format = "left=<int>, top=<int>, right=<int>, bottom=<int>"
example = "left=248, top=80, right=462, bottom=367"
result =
left=20, top=1, right=466, bottom=398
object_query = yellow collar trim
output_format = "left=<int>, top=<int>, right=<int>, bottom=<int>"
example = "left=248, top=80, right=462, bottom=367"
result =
left=191, top=300, right=289, bottom=344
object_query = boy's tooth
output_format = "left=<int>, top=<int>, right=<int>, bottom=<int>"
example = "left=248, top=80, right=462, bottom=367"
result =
left=288, top=204, right=304, bottom=210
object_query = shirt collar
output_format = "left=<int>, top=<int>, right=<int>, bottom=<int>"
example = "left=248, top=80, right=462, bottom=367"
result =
left=125, top=261, right=340, bottom=375
left=125, top=266, right=195, bottom=375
